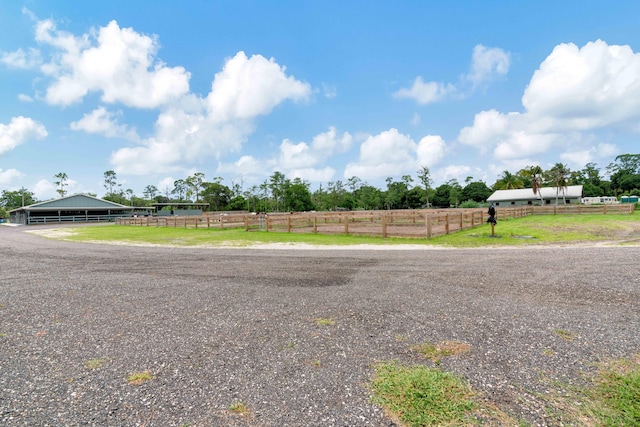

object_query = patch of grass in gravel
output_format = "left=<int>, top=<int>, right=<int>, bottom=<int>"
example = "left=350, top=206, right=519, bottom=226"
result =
left=371, top=362, right=508, bottom=426
left=127, top=370, right=154, bottom=385
left=84, top=357, right=109, bottom=370
left=229, top=401, right=249, bottom=416
left=554, top=328, right=577, bottom=341
left=541, top=354, right=640, bottom=426
left=314, top=317, right=336, bottom=326
left=411, top=340, right=471, bottom=364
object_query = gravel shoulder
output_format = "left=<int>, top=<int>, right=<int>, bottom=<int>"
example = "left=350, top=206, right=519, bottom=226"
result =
left=1, top=224, right=639, bottom=426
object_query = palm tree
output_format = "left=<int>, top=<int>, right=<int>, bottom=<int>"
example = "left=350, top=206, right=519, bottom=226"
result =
left=494, top=170, right=524, bottom=190
left=546, top=163, right=570, bottom=205
left=529, top=165, right=544, bottom=205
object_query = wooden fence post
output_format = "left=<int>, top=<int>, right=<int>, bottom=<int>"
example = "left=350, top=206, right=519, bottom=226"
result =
left=313, top=215, right=318, bottom=233
left=426, top=214, right=432, bottom=238
left=382, top=215, right=387, bottom=238
left=445, top=214, right=450, bottom=235
left=244, top=216, right=249, bottom=231
left=288, top=216, right=292, bottom=233
left=344, top=214, right=349, bottom=234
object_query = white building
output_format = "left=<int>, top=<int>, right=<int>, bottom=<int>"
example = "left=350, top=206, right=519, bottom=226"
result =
left=487, top=185, right=583, bottom=207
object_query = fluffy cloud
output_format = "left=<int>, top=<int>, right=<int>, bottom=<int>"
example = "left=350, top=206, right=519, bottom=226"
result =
left=35, top=19, right=190, bottom=108
left=344, top=128, right=446, bottom=180
left=216, top=127, right=351, bottom=184
left=111, top=51, right=312, bottom=174
left=393, top=77, right=455, bottom=104
left=70, top=106, right=139, bottom=140
left=0, top=116, right=48, bottom=155
left=459, top=40, right=640, bottom=166
left=467, top=44, right=510, bottom=86
left=0, top=47, right=42, bottom=69
left=0, top=168, right=24, bottom=186
left=522, top=40, right=640, bottom=129
left=394, top=44, right=510, bottom=104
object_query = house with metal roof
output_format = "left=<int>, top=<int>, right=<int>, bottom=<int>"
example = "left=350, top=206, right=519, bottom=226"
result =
left=487, top=185, right=583, bottom=207
left=9, top=193, right=137, bottom=225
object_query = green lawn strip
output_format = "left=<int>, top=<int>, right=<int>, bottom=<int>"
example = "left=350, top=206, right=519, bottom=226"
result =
left=60, top=225, right=435, bottom=247
left=48, top=213, right=639, bottom=248
left=428, top=213, right=640, bottom=247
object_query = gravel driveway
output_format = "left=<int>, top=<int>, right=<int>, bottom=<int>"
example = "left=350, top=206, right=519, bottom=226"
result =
left=1, top=224, right=639, bottom=426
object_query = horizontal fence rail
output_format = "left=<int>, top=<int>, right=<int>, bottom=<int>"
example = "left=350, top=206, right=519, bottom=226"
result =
left=114, top=204, right=634, bottom=239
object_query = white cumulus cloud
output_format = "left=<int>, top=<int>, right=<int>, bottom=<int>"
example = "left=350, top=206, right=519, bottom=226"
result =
left=458, top=40, right=640, bottom=167
left=35, top=19, right=190, bottom=108
left=0, top=116, right=48, bottom=155
left=0, top=168, right=24, bottom=186
left=70, top=106, right=139, bottom=140
left=344, top=128, right=447, bottom=180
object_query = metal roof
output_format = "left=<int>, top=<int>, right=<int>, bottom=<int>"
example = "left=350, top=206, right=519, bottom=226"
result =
left=487, top=185, right=583, bottom=202
left=8, top=193, right=134, bottom=212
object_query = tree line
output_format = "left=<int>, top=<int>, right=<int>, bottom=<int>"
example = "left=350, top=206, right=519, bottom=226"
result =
left=2, top=154, right=639, bottom=218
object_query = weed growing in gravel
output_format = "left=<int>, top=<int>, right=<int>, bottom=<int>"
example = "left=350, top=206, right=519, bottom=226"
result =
left=127, top=371, right=154, bottom=385
left=540, top=354, right=640, bottom=425
left=85, top=358, right=109, bottom=370
left=314, top=317, right=336, bottom=326
left=278, top=341, right=296, bottom=350
left=586, top=355, right=640, bottom=425
left=371, top=362, right=477, bottom=426
left=412, top=340, right=471, bottom=364
left=229, top=401, right=249, bottom=416
left=554, top=329, right=577, bottom=340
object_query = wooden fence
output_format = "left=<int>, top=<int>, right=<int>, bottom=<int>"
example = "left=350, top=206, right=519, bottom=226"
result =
left=115, top=204, right=634, bottom=238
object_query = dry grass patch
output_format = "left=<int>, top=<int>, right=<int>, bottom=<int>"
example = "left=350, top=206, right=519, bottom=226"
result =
left=127, top=370, right=154, bottom=385
left=412, top=340, right=471, bottom=363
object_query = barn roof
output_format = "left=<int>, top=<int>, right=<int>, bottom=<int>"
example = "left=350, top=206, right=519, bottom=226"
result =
left=487, top=185, right=583, bottom=202
left=9, top=193, right=134, bottom=212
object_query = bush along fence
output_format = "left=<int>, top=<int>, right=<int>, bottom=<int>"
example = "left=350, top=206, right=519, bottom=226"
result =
left=115, top=204, right=633, bottom=239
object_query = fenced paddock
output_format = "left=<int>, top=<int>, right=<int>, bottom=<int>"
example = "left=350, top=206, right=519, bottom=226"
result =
left=115, top=204, right=634, bottom=239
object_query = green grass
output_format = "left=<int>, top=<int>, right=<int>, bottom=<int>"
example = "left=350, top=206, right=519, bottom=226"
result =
left=127, top=370, right=154, bottom=385
left=587, top=356, right=640, bottom=426
left=50, top=213, right=640, bottom=248
left=370, top=362, right=480, bottom=426
left=229, top=401, right=249, bottom=416
left=61, top=224, right=424, bottom=247
left=428, top=213, right=640, bottom=247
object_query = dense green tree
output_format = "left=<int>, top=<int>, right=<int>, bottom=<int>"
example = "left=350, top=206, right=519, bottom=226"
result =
left=461, top=181, right=492, bottom=203
left=269, top=171, right=287, bottom=212
left=353, top=185, right=383, bottom=210
left=201, top=181, right=232, bottom=211
left=1, top=188, right=36, bottom=210
left=447, top=179, right=462, bottom=208
left=284, top=178, right=315, bottom=211
left=431, top=183, right=453, bottom=208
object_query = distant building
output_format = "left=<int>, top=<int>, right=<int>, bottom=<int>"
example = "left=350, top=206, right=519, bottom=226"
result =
left=9, top=193, right=137, bottom=225
left=581, top=196, right=619, bottom=204
left=487, top=185, right=583, bottom=207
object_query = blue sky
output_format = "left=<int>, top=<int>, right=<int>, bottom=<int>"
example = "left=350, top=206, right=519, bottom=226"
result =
left=1, top=1, right=639, bottom=200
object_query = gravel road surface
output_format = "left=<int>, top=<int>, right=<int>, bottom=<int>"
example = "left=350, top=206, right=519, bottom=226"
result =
left=1, top=224, right=639, bottom=426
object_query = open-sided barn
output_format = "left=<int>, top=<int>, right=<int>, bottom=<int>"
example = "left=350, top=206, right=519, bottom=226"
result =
left=9, top=193, right=136, bottom=225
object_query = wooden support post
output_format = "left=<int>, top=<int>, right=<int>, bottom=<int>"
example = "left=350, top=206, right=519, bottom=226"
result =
left=382, top=215, right=387, bottom=238
left=220, top=216, right=224, bottom=229
left=313, top=215, right=318, bottom=233
left=445, top=214, right=450, bottom=235
left=426, top=214, right=432, bottom=238
left=244, top=216, right=249, bottom=231
left=344, top=214, right=349, bottom=234
left=288, top=216, right=292, bottom=233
